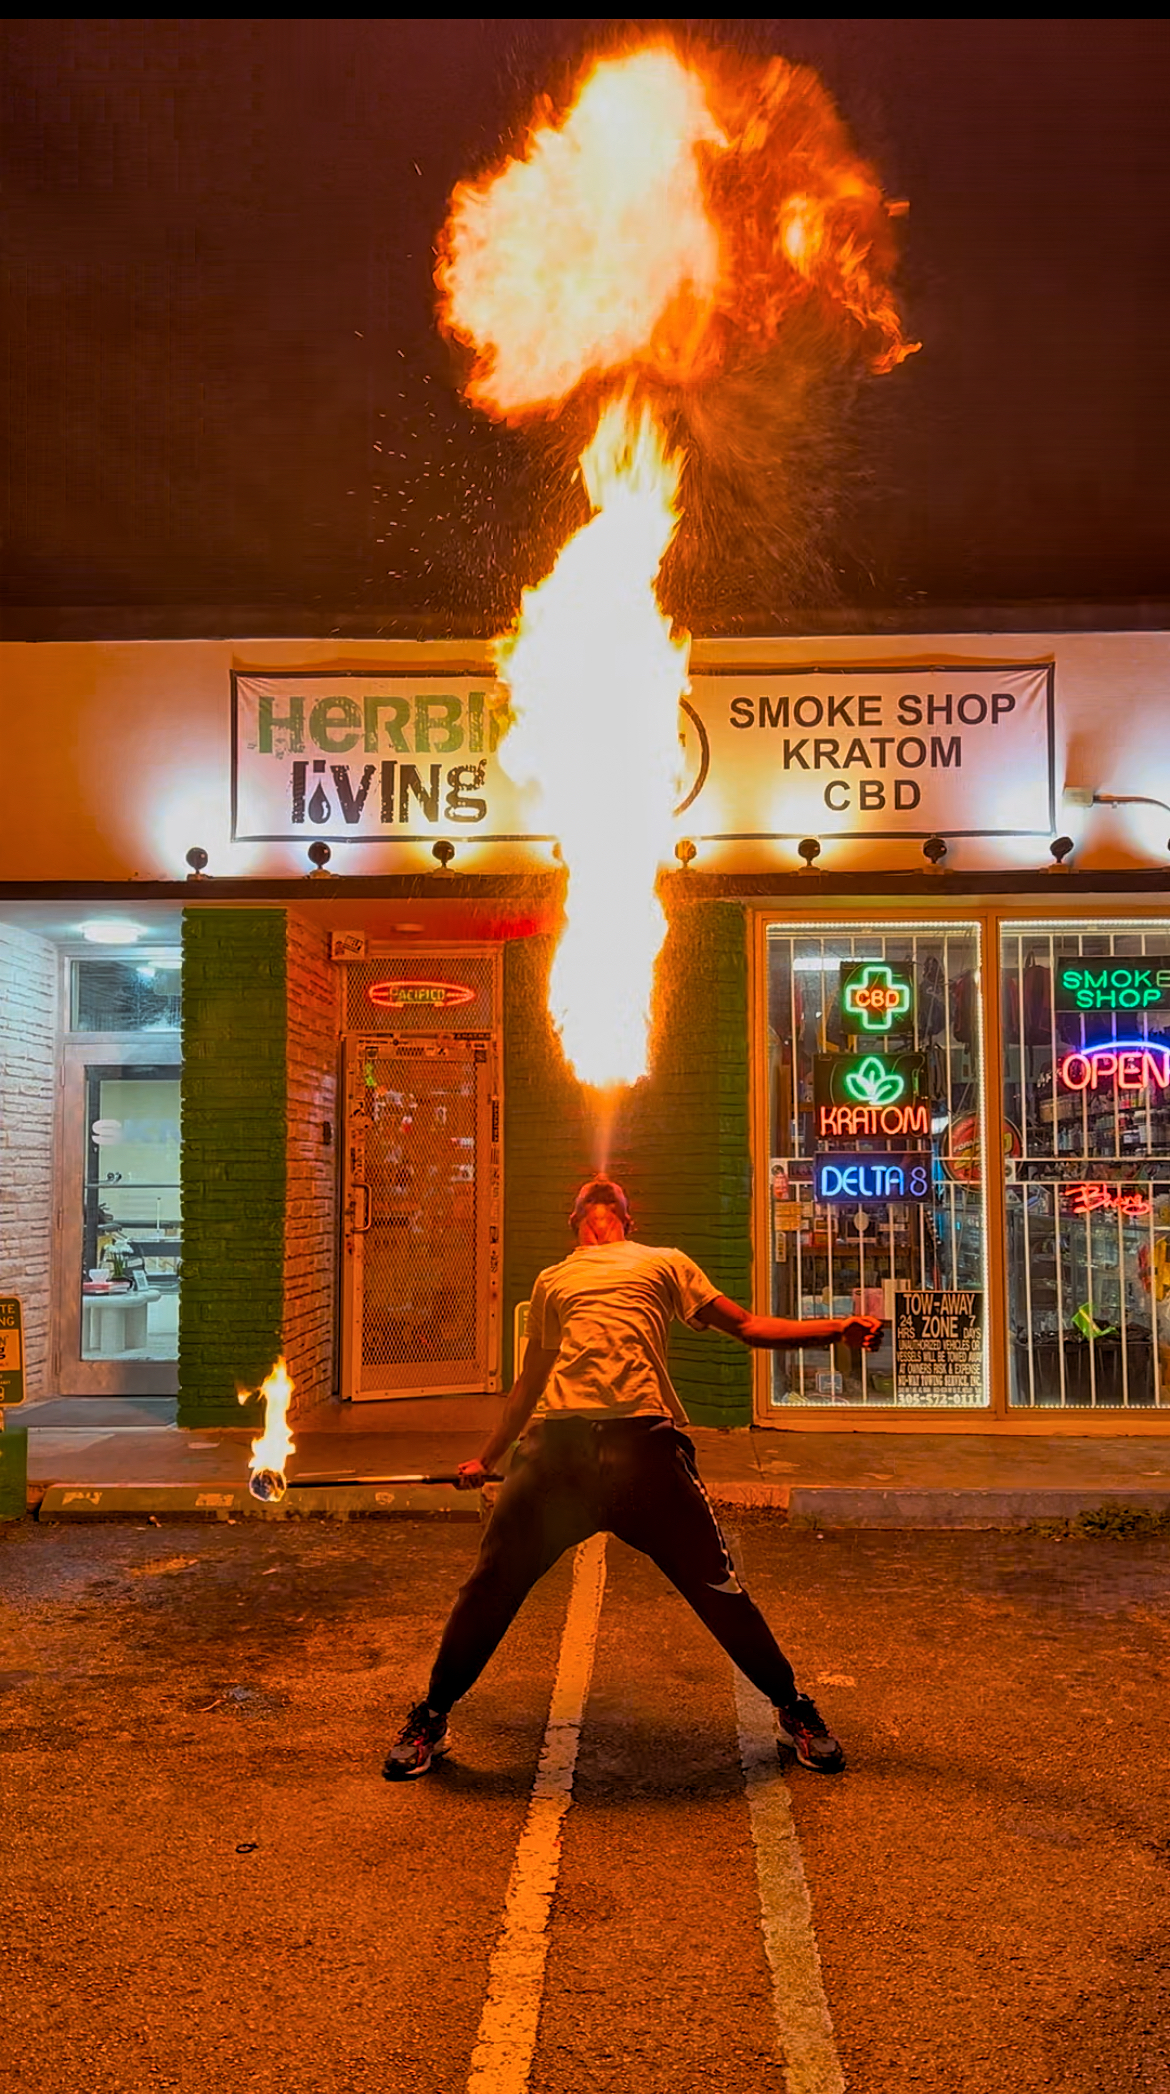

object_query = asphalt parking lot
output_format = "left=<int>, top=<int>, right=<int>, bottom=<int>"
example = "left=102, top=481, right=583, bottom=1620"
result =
left=3, top=1514, right=1169, bottom=2093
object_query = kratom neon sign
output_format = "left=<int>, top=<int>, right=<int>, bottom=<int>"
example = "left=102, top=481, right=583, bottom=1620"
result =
left=1058, top=1041, right=1170, bottom=1095
left=839, top=961, right=914, bottom=1034
left=813, top=1053, right=929, bottom=1139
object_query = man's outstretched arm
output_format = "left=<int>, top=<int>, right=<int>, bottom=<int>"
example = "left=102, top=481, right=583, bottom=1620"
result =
left=694, top=1295, right=882, bottom=1351
left=456, top=1342, right=561, bottom=1487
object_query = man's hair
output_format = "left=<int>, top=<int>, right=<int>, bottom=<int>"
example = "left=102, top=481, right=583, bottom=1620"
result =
left=568, top=1176, right=632, bottom=1234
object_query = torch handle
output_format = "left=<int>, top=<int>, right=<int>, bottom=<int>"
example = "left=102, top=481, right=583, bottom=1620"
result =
left=283, top=1471, right=503, bottom=1489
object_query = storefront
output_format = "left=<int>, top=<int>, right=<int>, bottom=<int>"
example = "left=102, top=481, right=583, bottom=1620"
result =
left=1, top=631, right=1167, bottom=1435
left=752, top=903, right=1170, bottom=1426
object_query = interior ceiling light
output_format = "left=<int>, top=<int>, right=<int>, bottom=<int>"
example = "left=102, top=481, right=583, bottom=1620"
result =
left=80, top=920, right=147, bottom=945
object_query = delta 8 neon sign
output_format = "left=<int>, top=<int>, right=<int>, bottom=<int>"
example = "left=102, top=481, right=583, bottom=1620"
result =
left=839, top=961, right=914, bottom=1034
left=1057, top=1041, right=1170, bottom=1095
left=815, top=1153, right=932, bottom=1203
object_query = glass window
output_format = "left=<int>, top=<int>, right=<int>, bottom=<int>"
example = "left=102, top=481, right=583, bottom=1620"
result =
left=764, top=921, right=988, bottom=1408
left=72, top=957, right=181, bottom=1032
left=81, top=1068, right=181, bottom=1362
left=1001, top=922, right=1170, bottom=1409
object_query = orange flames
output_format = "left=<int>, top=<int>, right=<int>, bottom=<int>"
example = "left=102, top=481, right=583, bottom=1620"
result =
left=437, top=42, right=918, bottom=420
left=494, top=398, right=688, bottom=1089
left=438, top=48, right=722, bottom=418
left=240, top=1356, right=295, bottom=1499
left=438, top=38, right=916, bottom=1089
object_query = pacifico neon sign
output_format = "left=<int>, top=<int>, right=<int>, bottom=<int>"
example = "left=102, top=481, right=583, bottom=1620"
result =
left=1058, top=1041, right=1170, bottom=1095
left=367, top=978, right=476, bottom=1010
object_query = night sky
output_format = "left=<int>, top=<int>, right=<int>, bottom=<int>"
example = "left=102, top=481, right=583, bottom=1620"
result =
left=3, top=18, right=1168, bottom=634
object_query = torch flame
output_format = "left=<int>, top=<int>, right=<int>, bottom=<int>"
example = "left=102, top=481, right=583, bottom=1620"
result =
left=438, top=42, right=918, bottom=421
left=438, top=47, right=723, bottom=418
left=240, top=1356, right=296, bottom=1487
left=495, top=397, right=688, bottom=1089
left=438, top=37, right=919, bottom=1097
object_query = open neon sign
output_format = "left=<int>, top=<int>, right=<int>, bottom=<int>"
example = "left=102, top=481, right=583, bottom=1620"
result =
left=1058, top=1041, right=1170, bottom=1094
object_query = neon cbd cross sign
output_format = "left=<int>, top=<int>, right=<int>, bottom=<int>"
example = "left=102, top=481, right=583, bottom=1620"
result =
left=1058, top=1041, right=1170, bottom=1095
left=839, top=961, right=914, bottom=1034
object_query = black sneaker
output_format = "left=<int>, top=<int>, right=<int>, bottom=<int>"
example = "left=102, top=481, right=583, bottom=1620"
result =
left=774, top=1693, right=846, bottom=1773
left=383, top=1702, right=450, bottom=1781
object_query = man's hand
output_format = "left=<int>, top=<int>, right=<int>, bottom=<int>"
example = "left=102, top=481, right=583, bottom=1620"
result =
left=455, top=1458, right=490, bottom=1491
left=839, top=1316, right=883, bottom=1352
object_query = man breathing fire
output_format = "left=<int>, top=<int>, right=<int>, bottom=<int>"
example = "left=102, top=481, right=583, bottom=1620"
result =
left=385, top=1176, right=881, bottom=1781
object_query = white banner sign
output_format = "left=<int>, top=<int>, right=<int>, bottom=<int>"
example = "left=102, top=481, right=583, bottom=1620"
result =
left=232, top=663, right=1054, bottom=846
left=686, top=663, right=1055, bottom=839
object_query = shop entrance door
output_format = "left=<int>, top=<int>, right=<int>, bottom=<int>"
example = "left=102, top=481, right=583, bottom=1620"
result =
left=340, top=1032, right=501, bottom=1400
left=58, top=1043, right=182, bottom=1395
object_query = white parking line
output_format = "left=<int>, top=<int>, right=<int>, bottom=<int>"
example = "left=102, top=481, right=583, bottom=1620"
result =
left=728, top=1534, right=846, bottom=2094
left=466, top=1533, right=608, bottom=2094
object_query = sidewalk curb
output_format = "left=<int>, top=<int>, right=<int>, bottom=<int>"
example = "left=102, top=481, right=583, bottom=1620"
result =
left=28, top=1478, right=1170, bottom=1530
left=35, top=1481, right=484, bottom=1522
left=785, top=1486, right=1170, bottom=1528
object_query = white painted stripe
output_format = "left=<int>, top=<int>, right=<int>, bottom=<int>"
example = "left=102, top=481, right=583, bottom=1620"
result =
left=466, top=1532, right=607, bottom=2094
left=728, top=1532, right=846, bottom=2094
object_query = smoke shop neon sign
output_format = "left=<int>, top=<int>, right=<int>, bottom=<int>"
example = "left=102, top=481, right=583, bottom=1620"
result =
left=1056, top=961, right=1170, bottom=1013
left=1058, top=1041, right=1170, bottom=1094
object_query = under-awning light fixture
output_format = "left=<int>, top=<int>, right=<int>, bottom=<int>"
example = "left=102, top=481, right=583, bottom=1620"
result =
left=80, top=920, right=147, bottom=945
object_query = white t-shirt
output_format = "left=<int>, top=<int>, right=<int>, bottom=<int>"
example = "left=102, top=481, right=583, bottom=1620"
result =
left=525, top=1240, right=721, bottom=1422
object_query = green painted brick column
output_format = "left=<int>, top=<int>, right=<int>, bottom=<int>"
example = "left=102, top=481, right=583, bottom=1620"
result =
left=503, top=900, right=752, bottom=1427
left=179, top=909, right=287, bottom=1427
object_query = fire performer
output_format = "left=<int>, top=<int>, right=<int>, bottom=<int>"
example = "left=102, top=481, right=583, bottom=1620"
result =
left=385, top=1176, right=881, bottom=1781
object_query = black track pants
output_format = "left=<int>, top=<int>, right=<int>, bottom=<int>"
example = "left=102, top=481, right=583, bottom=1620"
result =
left=426, top=1415, right=798, bottom=1714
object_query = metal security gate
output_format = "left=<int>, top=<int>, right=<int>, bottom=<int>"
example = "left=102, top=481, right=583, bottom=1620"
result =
left=339, top=949, right=501, bottom=1400
left=760, top=919, right=989, bottom=1411
left=1002, top=920, right=1170, bottom=1410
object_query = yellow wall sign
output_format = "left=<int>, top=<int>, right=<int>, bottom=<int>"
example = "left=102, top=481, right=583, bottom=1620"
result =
left=0, top=1298, right=25, bottom=1404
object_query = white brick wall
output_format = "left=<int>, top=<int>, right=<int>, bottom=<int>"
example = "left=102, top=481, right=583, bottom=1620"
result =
left=284, top=914, right=339, bottom=1421
left=0, top=926, right=57, bottom=1401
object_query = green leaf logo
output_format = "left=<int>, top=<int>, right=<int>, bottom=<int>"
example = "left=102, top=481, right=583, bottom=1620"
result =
left=842, top=1055, right=905, bottom=1106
